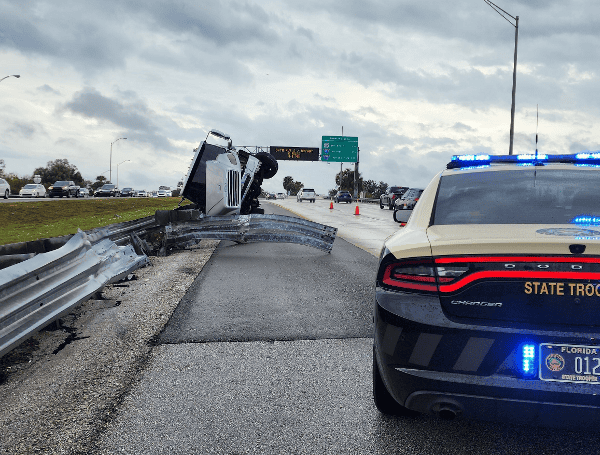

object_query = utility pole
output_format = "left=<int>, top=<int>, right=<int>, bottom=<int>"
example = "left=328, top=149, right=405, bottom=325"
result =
left=484, top=0, right=519, bottom=155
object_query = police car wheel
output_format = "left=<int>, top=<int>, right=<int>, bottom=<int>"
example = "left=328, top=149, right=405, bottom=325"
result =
left=373, top=347, right=416, bottom=416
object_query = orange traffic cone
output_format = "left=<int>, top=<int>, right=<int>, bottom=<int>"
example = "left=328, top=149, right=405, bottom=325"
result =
left=354, top=204, right=360, bottom=215
left=330, top=201, right=334, bottom=209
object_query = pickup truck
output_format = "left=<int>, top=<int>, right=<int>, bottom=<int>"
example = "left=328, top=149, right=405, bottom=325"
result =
left=48, top=180, right=80, bottom=198
left=296, top=188, right=316, bottom=203
left=379, top=186, right=408, bottom=210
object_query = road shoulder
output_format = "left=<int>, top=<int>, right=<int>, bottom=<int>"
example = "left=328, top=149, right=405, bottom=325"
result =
left=0, top=240, right=218, bottom=454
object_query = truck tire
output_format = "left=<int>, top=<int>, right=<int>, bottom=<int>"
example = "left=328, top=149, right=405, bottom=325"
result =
left=380, top=200, right=384, bottom=209
left=255, top=152, right=278, bottom=179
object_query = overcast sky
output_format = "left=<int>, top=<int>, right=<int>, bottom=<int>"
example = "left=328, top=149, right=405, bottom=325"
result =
left=2, top=0, right=600, bottom=194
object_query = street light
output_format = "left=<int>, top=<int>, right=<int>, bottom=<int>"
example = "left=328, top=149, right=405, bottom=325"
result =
left=109, top=137, right=127, bottom=183
left=0, top=75, right=20, bottom=83
left=116, top=160, right=130, bottom=188
left=484, top=0, right=519, bottom=155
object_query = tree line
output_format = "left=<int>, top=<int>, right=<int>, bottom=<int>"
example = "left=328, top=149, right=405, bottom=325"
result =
left=282, top=169, right=390, bottom=198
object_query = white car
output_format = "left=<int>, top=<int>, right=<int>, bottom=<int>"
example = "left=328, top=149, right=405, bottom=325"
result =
left=296, top=188, right=316, bottom=203
left=0, top=178, right=11, bottom=199
left=78, top=188, right=90, bottom=197
left=137, top=190, right=148, bottom=197
left=157, top=190, right=168, bottom=197
left=19, top=183, right=46, bottom=198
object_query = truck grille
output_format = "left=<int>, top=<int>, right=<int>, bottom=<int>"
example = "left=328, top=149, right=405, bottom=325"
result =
left=227, top=170, right=240, bottom=207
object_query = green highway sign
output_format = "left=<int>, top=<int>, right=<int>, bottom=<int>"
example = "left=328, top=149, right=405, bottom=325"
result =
left=321, top=136, right=358, bottom=162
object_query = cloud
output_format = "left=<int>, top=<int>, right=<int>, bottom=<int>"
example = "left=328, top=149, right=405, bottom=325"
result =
left=60, top=87, right=173, bottom=151
left=37, top=84, right=61, bottom=95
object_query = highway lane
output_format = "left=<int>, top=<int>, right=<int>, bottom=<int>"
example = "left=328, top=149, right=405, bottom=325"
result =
left=96, top=202, right=600, bottom=455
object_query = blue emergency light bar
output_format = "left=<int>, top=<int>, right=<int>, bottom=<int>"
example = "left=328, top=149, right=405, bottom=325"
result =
left=447, top=152, right=600, bottom=169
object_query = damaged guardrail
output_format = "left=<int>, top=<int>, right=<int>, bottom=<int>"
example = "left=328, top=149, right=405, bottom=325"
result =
left=0, top=228, right=149, bottom=358
left=155, top=210, right=338, bottom=253
left=0, top=207, right=338, bottom=358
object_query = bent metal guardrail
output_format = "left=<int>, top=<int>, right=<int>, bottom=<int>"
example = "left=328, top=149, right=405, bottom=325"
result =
left=155, top=211, right=338, bottom=253
left=0, top=229, right=149, bottom=358
left=0, top=209, right=337, bottom=358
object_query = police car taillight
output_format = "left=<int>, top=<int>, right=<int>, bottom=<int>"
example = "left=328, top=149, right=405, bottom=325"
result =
left=378, top=256, right=439, bottom=294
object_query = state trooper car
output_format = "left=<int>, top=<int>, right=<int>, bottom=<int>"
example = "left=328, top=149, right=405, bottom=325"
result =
left=374, top=152, right=600, bottom=428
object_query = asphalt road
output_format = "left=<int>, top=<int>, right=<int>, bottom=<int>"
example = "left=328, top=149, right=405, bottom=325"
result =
left=95, top=202, right=600, bottom=455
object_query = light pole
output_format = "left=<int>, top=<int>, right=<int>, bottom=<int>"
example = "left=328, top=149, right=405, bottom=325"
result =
left=116, top=160, right=130, bottom=189
left=110, top=137, right=127, bottom=183
left=484, top=0, right=519, bottom=155
left=0, top=75, right=20, bottom=83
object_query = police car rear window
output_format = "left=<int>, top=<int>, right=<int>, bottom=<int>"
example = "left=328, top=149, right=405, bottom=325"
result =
left=433, top=169, right=600, bottom=225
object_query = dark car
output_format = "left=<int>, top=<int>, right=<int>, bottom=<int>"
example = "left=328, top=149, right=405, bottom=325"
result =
left=380, top=186, right=408, bottom=210
left=120, top=187, right=135, bottom=197
left=394, top=187, right=424, bottom=210
left=94, top=183, right=119, bottom=197
left=374, top=152, right=600, bottom=429
left=266, top=193, right=277, bottom=200
left=334, top=191, right=352, bottom=203
left=48, top=180, right=80, bottom=198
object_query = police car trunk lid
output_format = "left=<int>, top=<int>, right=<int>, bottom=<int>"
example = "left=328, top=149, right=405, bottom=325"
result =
left=427, top=224, right=600, bottom=327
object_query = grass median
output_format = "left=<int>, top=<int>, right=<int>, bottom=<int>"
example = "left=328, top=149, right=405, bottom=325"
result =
left=1, top=197, right=185, bottom=245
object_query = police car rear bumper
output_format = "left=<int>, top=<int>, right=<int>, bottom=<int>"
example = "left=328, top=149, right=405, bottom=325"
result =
left=375, top=293, right=600, bottom=428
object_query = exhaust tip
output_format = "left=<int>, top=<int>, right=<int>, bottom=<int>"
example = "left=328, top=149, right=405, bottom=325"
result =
left=431, top=400, right=462, bottom=420
left=438, top=408, right=458, bottom=420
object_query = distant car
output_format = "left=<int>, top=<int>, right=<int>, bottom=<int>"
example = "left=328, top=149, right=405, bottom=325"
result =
left=266, top=193, right=276, bottom=200
left=157, top=189, right=169, bottom=197
left=297, top=188, right=316, bottom=203
left=0, top=178, right=11, bottom=199
left=150, top=191, right=158, bottom=197
left=94, top=184, right=119, bottom=197
left=334, top=191, right=352, bottom=203
left=137, top=190, right=148, bottom=197
left=120, top=187, right=135, bottom=197
left=48, top=180, right=80, bottom=198
left=19, top=183, right=46, bottom=198
left=77, top=187, right=90, bottom=198
left=277, top=193, right=286, bottom=199
left=380, top=186, right=408, bottom=210
left=394, top=188, right=424, bottom=210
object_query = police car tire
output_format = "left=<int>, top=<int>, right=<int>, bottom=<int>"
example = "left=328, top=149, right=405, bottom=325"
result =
left=373, top=348, right=416, bottom=416
left=255, top=152, right=278, bottom=179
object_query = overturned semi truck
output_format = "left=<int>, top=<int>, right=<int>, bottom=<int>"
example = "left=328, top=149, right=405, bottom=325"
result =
left=181, top=129, right=278, bottom=216
left=155, top=129, right=338, bottom=253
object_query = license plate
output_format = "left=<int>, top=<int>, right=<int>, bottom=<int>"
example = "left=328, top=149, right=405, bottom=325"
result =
left=540, top=343, right=600, bottom=383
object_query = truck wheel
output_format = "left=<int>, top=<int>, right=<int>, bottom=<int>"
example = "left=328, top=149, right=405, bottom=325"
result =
left=380, top=201, right=384, bottom=209
left=255, top=152, right=278, bottom=179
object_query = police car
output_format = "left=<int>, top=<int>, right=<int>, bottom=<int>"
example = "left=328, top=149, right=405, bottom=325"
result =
left=374, top=152, right=600, bottom=428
